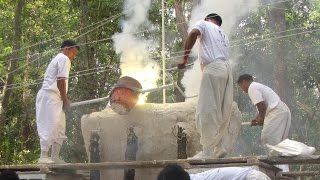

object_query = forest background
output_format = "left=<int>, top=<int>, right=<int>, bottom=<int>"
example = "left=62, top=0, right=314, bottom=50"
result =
left=0, top=0, right=319, bottom=173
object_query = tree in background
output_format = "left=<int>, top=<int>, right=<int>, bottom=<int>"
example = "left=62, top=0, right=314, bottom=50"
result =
left=232, top=0, right=320, bottom=159
left=0, top=0, right=319, bottom=168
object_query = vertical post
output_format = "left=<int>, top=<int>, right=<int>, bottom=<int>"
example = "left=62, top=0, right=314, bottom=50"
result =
left=90, top=130, right=100, bottom=180
left=162, top=0, right=166, bottom=104
left=124, top=127, right=138, bottom=180
left=177, top=126, right=187, bottom=159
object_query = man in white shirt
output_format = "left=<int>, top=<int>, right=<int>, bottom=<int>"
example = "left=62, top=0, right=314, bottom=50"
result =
left=237, top=74, right=291, bottom=154
left=177, top=13, right=233, bottom=159
left=36, top=40, right=79, bottom=163
left=157, top=164, right=271, bottom=180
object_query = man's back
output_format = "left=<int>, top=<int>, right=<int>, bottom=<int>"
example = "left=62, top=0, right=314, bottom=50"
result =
left=248, top=82, right=280, bottom=113
left=190, top=167, right=252, bottom=180
left=193, top=20, right=229, bottom=64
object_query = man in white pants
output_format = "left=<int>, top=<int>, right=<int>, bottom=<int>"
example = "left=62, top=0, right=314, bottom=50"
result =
left=157, top=164, right=271, bottom=180
left=178, top=13, right=233, bottom=159
left=36, top=40, right=79, bottom=163
left=237, top=74, right=291, bottom=153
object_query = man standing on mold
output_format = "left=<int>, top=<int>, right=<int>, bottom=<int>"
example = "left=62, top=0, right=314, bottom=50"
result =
left=178, top=13, right=233, bottom=159
left=36, top=40, right=79, bottom=164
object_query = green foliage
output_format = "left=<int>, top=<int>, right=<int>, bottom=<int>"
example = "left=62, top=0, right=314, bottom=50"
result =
left=0, top=1, right=319, bottom=175
left=0, top=116, right=39, bottom=165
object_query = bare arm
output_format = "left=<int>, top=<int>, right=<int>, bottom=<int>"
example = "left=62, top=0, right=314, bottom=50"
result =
left=178, top=29, right=201, bottom=69
left=251, top=101, right=267, bottom=126
left=57, top=77, right=70, bottom=109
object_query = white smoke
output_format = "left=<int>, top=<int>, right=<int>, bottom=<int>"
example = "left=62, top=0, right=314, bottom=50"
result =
left=188, top=0, right=259, bottom=34
left=112, top=0, right=160, bottom=100
left=182, top=0, right=260, bottom=98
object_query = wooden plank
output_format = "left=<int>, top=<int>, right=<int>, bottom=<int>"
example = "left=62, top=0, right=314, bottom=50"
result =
left=259, top=155, right=320, bottom=165
left=187, top=156, right=257, bottom=165
left=281, top=171, right=320, bottom=177
left=1, top=155, right=320, bottom=172
left=0, top=158, right=256, bottom=171
left=0, top=164, right=49, bottom=172
left=48, top=160, right=191, bottom=170
left=188, top=162, right=263, bottom=169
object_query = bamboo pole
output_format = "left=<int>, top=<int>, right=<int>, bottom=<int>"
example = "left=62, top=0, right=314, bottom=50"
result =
left=260, top=155, right=320, bottom=165
left=70, top=84, right=175, bottom=107
left=2, top=156, right=320, bottom=172
left=281, top=171, right=320, bottom=177
left=161, top=0, right=166, bottom=104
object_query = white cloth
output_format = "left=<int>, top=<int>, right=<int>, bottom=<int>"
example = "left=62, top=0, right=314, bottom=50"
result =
left=193, top=20, right=230, bottom=65
left=195, top=61, right=233, bottom=150
left=266, top=139, right=316, bottom=157
left=248, top=82, right=280, bottom=114
left=190, top=167, right=271, bottom=180
left=36, top=53, right=70, bottom=152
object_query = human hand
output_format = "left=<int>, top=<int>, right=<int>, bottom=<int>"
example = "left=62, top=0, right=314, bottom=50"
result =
left=251, top=118, right=263, bottom=126
left=251, top=119, right=258, bottom=126
left=177, top=63, right=187, bottom=69
left=177, top=58, right=187, bottom=69
left=63, top=99, right=71, bottom=110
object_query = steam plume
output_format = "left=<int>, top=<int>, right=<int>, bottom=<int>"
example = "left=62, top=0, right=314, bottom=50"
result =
left=182, top=0, right=260, bottom=98
left=112, top=0, right=160, bottom=102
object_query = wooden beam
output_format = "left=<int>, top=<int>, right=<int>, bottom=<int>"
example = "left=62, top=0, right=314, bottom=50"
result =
left=281, top=171, right=320, bottom=177
left=259, top=155, right=320, bottom=165
left=1, top=155, right=320, bottom=172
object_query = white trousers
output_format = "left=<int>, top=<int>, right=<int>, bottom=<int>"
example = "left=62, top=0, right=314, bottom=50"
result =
left=36, top=89, right=67, bottom=151
left=195, top=61, right=233, bottom=149
left=262, top=101, right=291, bottom=153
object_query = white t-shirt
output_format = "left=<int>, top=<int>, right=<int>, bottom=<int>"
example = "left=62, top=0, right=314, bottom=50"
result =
left=41, top=53, right=71, bottom=95
left=193, top=20, right=230, bottom=65
left=248, top=82, right=280, bottom=113
left=190, top=167, right=252, bottom=180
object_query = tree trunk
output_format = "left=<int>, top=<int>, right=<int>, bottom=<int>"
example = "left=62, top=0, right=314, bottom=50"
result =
left=269, top=1, right=295, bottom=142
left=78, top=0, right=96, bottom=102
left=174, top=0, right=188, bottom=45
left=69, top=0, right=97, bottom=160
left=173, top=0, right=189, bottom=102
left=22, top=50, right=33, bottom=148
left=79, top=0, right=90, bottom=71
left=173, top=0, right=201, bottom=102
left=0, top=0, right=26, bottom=135
left=269, top=1, right=289, bottom=104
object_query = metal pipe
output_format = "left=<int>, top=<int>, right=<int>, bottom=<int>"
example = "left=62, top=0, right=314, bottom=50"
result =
left=166, top=63, right=194, bottom=72
left=70, top=62, right=195, bottom=107
left=241, top=122, right=251, bottom=126
left=174, top=83, right=187, bottom=98
left=70, top=84, right=176, bottom=107
left=139, top=83, right=175, bottom=94
left=70, top=97, right=109, bottom=107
